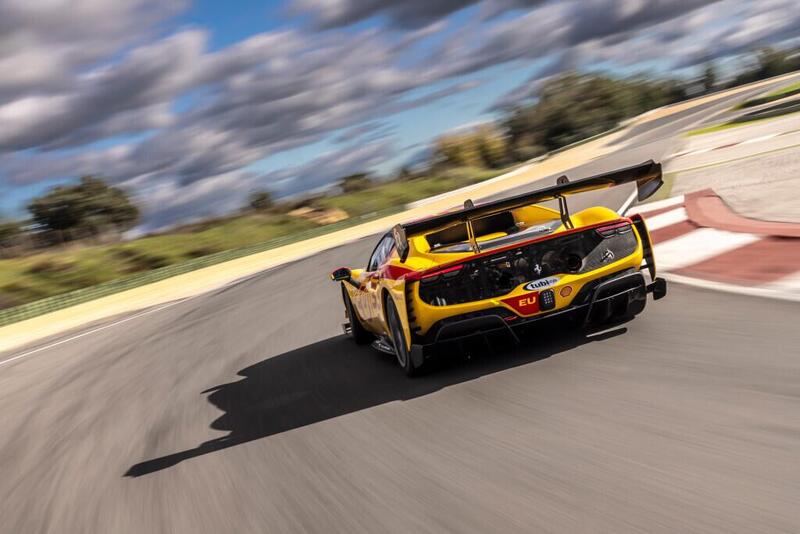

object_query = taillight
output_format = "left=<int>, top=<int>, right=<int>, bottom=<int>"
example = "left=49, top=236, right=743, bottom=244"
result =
left=596, top=221, right=631, bottom=238
left=420, top=264, right=463, bottom=283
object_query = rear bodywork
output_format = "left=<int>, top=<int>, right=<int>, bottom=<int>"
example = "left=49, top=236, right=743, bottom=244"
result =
left=335, top=161, right=667, bottom=366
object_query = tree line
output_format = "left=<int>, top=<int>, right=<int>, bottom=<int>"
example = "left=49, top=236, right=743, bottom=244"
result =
left=244, top=73, right=691, bottom=207
left=0, top=177, right=139, bottom=256
left=432, top=47, right=799, bottom=170
left=322, top=46, right=799, bottom=189
left=434, top=73, right=688, bottom=169
left=3, top=46, right=798, bottom=257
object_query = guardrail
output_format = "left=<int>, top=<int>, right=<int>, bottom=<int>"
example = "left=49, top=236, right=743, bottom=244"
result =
left=0, top=207, right=403, bottom=327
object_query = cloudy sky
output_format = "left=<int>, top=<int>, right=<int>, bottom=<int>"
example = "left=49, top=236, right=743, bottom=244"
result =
left=0, top=0, right=798, bottom=230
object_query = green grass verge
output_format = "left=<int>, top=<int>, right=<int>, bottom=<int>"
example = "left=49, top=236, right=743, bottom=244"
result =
left=0, top=165, right=516, bottom=324
left=765, top=81, right=800, bottom=98
left=0, top=208, right=406, bottom=327
left=0, top=214, right=318, bottom=308
left=735, top=81, right=800, bottom=109
left=687, top=122, right=744, bottom=136
left=687, top=106, right=800, bottom=136
left=317, top=167, right=510, bottom=216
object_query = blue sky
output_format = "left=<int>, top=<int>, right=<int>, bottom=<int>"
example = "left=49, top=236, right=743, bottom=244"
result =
left=172, top=1, right=536, bottom=179
left=0, top=0, right=797, bottom=229
left=179, top=0, right=290, bottom=48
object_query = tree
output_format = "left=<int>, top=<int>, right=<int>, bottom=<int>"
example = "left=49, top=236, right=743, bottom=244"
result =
left=0, top=221, right=22, bottom=250
left=339, top=173, right=372, bottom=193
left=433, top=131, right=483, bottom=169
left=248, top=190, right=274, bottom=211
left=475, top=125, right=509, bottom=168
left=511, top=143, right=547, bottom=162
left=394, top=166, right=415, bottom=181
left=754, top=47, right=795, bottom=78
left=27, top=176, right=139, bottom=241
left=503, top=72, right=687, bottom=158
left=729, top=46, right=800, bottom=87
left=702, top=62, right=717, bottom=94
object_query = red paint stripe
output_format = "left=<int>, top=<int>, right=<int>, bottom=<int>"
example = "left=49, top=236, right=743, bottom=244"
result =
left=382, top=264, right=415, bottom=280
left=650, top=220, right=698, bottom=244
left=675, top=236, right=800, bottom=284
left=421, top=264, right=462, bottom=279
left=713, top=142, right=741, bottom=151
left=685, top=189, right=800, bottom=238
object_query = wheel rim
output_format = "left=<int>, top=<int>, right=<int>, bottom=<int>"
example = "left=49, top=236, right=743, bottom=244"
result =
left=388, top=305, right=408, bottom=368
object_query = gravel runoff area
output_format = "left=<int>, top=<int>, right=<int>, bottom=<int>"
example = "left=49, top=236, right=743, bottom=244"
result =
left=669, top=145, right=800, bottom=224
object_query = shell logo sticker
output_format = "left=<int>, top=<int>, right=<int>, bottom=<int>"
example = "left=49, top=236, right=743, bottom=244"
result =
left=523, top=276, right=560, bottom=291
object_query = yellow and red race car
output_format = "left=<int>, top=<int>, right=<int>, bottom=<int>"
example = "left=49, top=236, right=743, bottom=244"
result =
left=331, top=160, right=667, bottom=375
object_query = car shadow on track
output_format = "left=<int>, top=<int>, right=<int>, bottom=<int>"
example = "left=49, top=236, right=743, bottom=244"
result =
left=125, top=323, right=627, bottom=477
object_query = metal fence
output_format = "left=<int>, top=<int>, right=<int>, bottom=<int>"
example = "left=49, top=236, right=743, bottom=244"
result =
left=0, top=208, right=402, bottom=327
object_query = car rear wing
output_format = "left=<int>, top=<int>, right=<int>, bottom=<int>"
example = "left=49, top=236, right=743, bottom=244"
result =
left=393, top=160, right=662, bottom=261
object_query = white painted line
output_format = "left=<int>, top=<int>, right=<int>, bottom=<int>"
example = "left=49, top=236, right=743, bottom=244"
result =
left=668, top=139, right=800, bottom=175
left=673, top=149, right=706, bottom=158
left=627, top=195, right=685, bottom=215
left=653, top=228, right=761, bottom=271
left=643, top=207, right=689, bottom=231
left=664, top=273, right=800, bottom=303
left=0, top=301, right=186, bottom=369
left=740, top=133, right=780, bottom=145
left=760, top=270, right=800, bottom=295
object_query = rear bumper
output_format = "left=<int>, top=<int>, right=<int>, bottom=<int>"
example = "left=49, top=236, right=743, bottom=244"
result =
left=410, top=271, right=666, bottom=360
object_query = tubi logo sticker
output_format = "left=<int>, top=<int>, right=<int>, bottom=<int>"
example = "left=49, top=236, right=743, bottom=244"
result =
left=523, top=276, right=560, bottom=291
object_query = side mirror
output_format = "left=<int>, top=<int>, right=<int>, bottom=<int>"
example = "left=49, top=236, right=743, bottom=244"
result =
left=331, top=267, right=359, bottom=288
left=331, top=267, right=352, bottom=281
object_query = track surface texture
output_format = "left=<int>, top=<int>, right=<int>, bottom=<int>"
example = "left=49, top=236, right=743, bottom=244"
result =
left=1, top=78, right=799, bottom=533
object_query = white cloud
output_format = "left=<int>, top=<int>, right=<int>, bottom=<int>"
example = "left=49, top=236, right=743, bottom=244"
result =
left=0, top=29, right=206, bottom=151
left=0, top=0, right=187, bottom=100
left=1, top=0, right=798, bottom=229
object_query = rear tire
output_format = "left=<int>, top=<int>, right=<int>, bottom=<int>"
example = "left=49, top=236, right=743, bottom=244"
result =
left=342, top=286, right=372, bottom=345
left=386, top=297, right=420, bottom=377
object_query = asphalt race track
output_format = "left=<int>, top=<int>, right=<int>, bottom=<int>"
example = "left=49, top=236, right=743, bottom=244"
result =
left=1, top=81, right=799, bottom=533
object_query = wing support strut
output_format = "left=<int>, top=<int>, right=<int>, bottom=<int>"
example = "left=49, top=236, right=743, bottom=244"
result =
left=556, top=194, right=574, bottom=230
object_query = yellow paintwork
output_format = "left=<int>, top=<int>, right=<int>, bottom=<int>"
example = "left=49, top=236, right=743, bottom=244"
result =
left=409, top=245, right=643, bottom=335
left=342, top=204, right=648, bottom=351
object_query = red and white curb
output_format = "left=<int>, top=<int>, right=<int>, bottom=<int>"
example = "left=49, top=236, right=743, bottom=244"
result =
left=628, top=193, right=800, bottom=302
